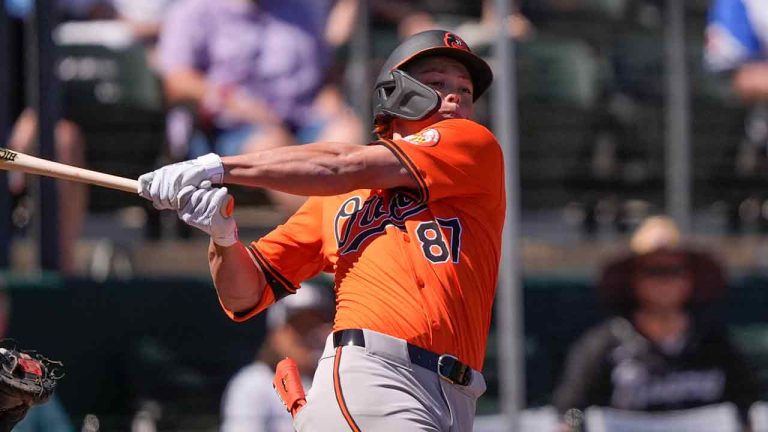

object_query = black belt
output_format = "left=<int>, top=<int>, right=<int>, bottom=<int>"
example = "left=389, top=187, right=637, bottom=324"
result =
left=332, top=329, right=472, bottom=386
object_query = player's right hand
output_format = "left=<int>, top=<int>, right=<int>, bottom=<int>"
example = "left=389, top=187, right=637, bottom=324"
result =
left=177, top=184, right=238, bottom=247
left=138, top=153, right=224, bottom=210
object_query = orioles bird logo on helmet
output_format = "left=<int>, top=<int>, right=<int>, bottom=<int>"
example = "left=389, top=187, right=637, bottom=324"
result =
left=443, top=33, right=470, bottom=52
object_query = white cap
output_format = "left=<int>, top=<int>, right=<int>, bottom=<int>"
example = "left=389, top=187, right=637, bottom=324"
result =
left=266, top=282, right=334, bottom=330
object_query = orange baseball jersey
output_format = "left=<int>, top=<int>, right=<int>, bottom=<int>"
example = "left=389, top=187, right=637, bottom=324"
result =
left=225, top=118, right=505, bottom=370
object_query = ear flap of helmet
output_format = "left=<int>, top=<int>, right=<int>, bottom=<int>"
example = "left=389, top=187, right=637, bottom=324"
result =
left=373, top=70, right=441, bottom=124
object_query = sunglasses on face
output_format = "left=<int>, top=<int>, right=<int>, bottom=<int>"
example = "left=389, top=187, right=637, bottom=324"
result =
left=638, top=265, right=689, bottom=278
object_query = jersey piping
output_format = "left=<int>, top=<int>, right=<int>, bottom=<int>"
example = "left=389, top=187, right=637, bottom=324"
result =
left=247, top=244, right=297, bottom=300
left=377, top=138, right=430, bottom=202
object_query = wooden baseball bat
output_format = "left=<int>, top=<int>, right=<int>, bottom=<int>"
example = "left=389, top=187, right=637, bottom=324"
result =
left=0, top=147, right=234, bottom=217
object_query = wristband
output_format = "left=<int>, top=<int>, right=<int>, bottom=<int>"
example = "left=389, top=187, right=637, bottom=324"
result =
left=196, top=153, right=225, bottom=184
left=213, top=225, right=238, bottom=247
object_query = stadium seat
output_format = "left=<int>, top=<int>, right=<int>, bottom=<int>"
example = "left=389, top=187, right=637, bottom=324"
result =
left=55, top=21, right=165, bottom=215
left=609, top=19, right=734, bottom=103
left=584, top=403, right=741, bottom=432
left=610, top=31, right=664, bottom=102
left=525, top=0, right=629, bottom=22
left=685, top=0, right=712, bottom=18
left=729, top=324, right=768, bottom=399
left=482, top=277, right=603, bottom=409
left=511, top=34, right=606, bottom=210
left=507, top=31, right=665, bottom=230
left=750, top=401, right=768, bottom=432
left=473, top=407, right=559, bottom=432
left=56, top=21, right=163, bottom=116
left=516, top=35, right=603, bottom=109
left=603, top=26, right=750, bottom=231
left=685, top=31, right=755, bottom=230
left=525, top=0, right=631, bottom=52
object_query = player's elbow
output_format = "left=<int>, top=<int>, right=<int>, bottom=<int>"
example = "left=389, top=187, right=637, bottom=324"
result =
left=214, top=279, right=267, bottom=316
left=219, top=295, right=262, bottom=316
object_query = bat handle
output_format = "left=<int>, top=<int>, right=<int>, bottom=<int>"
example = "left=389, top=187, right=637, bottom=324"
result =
left=133, top=178, right=234, bottom=217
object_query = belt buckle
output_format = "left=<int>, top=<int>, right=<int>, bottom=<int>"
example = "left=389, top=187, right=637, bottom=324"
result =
left=437, top=354, right=472, bottom=386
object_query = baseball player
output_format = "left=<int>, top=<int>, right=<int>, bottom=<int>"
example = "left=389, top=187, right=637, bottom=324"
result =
left=139, top=30, right=504, bottom=431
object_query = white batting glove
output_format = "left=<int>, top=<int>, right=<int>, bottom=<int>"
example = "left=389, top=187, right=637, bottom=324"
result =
left=138, top=153, right=224, bottom=210
left=177, top=185, right=238, bottom=247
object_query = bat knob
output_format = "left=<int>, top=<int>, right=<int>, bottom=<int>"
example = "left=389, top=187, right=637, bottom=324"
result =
left=221, top=195, right=235, bottom=218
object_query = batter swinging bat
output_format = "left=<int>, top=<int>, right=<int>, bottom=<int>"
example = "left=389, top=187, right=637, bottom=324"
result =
left=0, top=147, right=234, bottom=217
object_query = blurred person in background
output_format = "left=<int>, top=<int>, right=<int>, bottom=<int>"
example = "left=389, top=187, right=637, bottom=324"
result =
left=706, top=0, right=768, bottom=177
left=448, top=0, right=533, bottom=47
left=109, top=0, right=176, bottom=45
left=553, top=216, right=760, bottom=431
left=6, top=0, right=184, bottom=273
left=157, top=0, right=362, bottom=217
left=368, top=0, right=437, bottom=40
left=3, top=0, right=110, bottom=275
left=220, top=281, right=334, bottom=432
left=706, top=0, right=768, bottom=104
left=369, top=0, right=532, bottom=44
left=6, top=112, right=85, bottom=276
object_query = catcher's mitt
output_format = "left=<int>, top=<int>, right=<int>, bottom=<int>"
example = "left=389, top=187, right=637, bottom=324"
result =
left=0, top=340, right=63, bottom=432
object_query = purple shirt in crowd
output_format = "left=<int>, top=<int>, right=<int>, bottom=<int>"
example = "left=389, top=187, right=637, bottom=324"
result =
left=158, top=0, right=327, bottom=129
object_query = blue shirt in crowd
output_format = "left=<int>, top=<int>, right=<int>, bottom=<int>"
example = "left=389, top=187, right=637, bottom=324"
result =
left=706, top=0, right=768, bottom=72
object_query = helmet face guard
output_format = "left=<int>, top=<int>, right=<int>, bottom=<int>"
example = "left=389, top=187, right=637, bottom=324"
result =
left=373, top=69, right=440, bottom=124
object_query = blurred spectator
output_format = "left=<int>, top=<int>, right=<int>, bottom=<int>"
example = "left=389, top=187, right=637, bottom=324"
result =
left=4, top=0, right=178, bottom=274
left=4, top=0, right=109, bottom=275
left=705, top=0, right=768, bottom=104
left=706, top=0, right=768, bottom=178
left=369, top=0, right=438, bottom=40
left=107, top=0, right=179, bottom=73
left=369, top=0, right=531, bottom=43
left=4, top=0, right=108, bottom=20
left=220, top=281, right=334, bottom=432
left=157, top=0, right=362, bottom=216
left=109, top=0, right=177, bottom=43
left=5, top=110, right=85, bottom=275
left=552, top=216, right=760, bottom=431
left=451, top=0, right=533, bottom=47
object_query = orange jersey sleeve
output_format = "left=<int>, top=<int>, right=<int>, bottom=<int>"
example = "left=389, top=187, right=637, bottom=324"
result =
left=378, top=119, right=503, bottom=204
left=252, top=197, right=330, bottom=291
left=225, top=197, right=330, bottom=322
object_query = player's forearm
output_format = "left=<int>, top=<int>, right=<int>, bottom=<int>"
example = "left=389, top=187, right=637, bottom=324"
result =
left=222, top=142, right=398, bottom=196
left=208, top=240, right=267, bottom=313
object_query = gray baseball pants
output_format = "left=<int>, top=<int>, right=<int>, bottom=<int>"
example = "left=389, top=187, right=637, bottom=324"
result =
left=293, top=329, right=486, bottom=432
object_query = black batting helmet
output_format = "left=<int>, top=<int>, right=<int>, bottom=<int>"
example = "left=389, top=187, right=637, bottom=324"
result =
left=373, top=30, right=493, bottom=127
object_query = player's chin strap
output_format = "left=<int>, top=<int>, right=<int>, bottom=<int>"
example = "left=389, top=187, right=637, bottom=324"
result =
left=373, top=70, right=440, bottom=124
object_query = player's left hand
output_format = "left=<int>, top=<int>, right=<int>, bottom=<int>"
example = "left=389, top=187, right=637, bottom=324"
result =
left=177, top=184, right=238, bottom=247
left=138, top=153, right=224, bottom=210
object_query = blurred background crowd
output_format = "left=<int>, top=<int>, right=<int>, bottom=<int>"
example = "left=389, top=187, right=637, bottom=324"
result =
left=3, top=0, right=768, bottom=430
